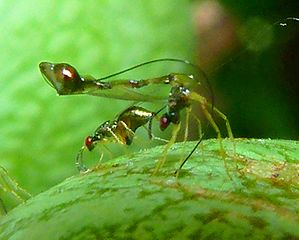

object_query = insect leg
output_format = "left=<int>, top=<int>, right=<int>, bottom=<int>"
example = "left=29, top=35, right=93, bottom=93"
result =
left=190, top=111, right=203, bottom=139
left=94, top=152, right=104, bottom=170
left=184, top=106, right=192, bottom=142
left=190, top=92, right=234, bottom=180
left=212, top=106, right=234, bottom=140
left=141, top=125, right=168, bottom=143
left=107, top=128, right=124, bottom=144
left=76, top=146, right=89, bottom=172
left=211, top=106, right=238, bottom=173
left=174, top=110, right=205, bottom=176
left=119, top=121, right=135, bottom=137
left=101, top=145, right=113, bottom=159
left=153, top=122, right=181, bottom=174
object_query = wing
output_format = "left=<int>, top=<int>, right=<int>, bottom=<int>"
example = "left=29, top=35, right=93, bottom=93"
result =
left=87, top=84, right=166, bottom=102
left=39, top=61, right=168, bottom=102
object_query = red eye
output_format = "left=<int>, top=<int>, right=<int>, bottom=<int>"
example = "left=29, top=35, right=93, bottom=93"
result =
left=53, top=63, right=80, bottom=82
left=85, top=136, right=95, bottom=151
left=160, top=115, right=170, bottom=131
left=61, top=66, right=77, bottom=80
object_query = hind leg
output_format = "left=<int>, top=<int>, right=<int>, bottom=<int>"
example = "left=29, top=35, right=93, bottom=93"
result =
left=175, top=110, right=205, bottom=176
left=153, top=123, right=181, bottom=174
left=190, top=92, right=234, bottom=180
left=184, top=107, right=192, bottom=142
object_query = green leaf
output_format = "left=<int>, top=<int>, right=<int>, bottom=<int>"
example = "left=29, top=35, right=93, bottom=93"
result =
left=1, top=139, right=298, bottom=239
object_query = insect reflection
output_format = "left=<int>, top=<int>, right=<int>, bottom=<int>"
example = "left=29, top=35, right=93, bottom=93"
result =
left=76, top=105, right=166, bottom=172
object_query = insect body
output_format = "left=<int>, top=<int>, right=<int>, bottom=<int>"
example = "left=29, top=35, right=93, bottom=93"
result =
left=76, top=106, right=159, bottom=172
left=40, top=17, right=298, bottom=175
left=40, top=59, right=232, bottom=174
left=155, top=75, right=234, bottom=175
left=40, top=61, right=170, bottom=101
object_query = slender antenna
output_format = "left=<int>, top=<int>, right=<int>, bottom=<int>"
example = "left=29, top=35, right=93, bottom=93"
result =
left=174, top=122, right=209, bottom=175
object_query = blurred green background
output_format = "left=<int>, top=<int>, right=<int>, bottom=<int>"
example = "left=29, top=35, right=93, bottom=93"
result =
left=0, top=0, right=298, bottom=195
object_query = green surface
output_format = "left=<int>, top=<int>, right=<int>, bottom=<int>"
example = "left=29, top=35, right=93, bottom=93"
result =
left=0, top=139, right=298, bottom=239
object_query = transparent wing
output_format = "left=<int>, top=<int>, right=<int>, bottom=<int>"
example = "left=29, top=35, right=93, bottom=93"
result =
left=86, top=84, right=167, bottom=102
left=39, top=59, right=212, bottom=103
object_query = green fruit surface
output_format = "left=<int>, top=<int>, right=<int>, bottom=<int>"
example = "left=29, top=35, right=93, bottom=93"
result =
left=0, top=139, right=298, bottom=239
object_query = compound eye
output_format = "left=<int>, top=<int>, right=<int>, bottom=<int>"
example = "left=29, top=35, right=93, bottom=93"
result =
left=39, top=62, right=83, bottom=95
left=160, top=114, right=170, bottom=131
left=55, top=64, right=79, bottom=82
left=169, top=111, right=180, bottom=124
left=85, top=136, right=95, bottom=151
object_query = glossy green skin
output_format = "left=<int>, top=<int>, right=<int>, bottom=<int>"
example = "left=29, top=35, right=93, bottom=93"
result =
left=0, top=139, right=298, bottom=239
